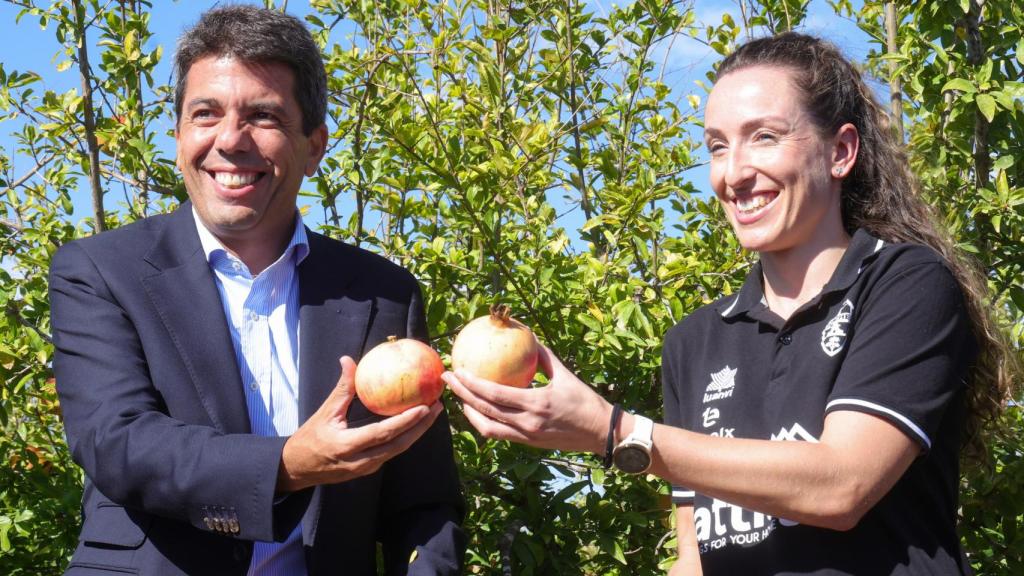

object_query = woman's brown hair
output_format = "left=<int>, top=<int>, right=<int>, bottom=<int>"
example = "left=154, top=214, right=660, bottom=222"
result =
left=716, top=32, right=1017, bottom=464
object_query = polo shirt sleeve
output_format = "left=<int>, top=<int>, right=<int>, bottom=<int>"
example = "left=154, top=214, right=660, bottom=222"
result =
left=661, top=327, right=696, bottom=505
left=825, top=260, right=975, bottom=451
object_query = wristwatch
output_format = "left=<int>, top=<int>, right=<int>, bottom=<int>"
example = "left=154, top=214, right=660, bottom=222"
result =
left=612, top=414, right=654, bottom=474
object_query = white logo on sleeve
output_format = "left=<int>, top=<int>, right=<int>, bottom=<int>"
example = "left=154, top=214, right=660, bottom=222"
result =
left=770, top=423, right=820, bottom=443
left=703, top=366, right=737, bottom=403
left=821, top=299, right=854, bottom=357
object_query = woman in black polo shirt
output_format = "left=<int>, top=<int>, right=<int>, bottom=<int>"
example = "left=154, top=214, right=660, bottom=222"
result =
left=445, top=32, right=1015, bottom=575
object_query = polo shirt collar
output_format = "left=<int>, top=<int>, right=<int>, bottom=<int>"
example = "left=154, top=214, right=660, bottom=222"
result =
left=820, top=228, right=886, bottom=295
left=718, top=228, right=886, bottom=319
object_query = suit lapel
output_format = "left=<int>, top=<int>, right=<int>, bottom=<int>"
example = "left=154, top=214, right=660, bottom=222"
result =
left=140, top=204, right=250, bottom=434
left=297, top=231, right=376, bottom=549
left=297, top=231, right=373, bottom=422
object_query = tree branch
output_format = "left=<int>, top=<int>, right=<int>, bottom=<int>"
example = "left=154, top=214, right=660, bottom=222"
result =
left=72, top=0, right=106, bottom=233
left=884, top=2, right=904, bottom=140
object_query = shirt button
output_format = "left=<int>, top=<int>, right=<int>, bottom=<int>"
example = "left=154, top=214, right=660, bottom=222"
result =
left=779, top=334, right=793, bottom=345
left=250, top=382, right=259, bottom=391
left=231, top=261, right=241, bottom=272
left=249, top=311, right=259, bottom=322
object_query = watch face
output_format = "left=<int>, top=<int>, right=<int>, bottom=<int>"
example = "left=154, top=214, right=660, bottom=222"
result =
left=613, top=445, right=651, bottom=474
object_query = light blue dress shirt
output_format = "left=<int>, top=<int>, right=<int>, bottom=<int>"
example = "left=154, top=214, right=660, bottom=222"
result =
left=194, top=209, right=308, bottom=576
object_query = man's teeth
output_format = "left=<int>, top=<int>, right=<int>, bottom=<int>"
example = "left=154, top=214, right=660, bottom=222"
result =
left=214, top=172, right=259, bottom=188
left=736, top=194, right=773, bottom=213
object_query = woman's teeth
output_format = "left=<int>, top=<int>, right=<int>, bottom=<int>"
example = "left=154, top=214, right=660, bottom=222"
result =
left=736, top=194, right=773, bottom=214
left=214, top=172, right=259, bottom=188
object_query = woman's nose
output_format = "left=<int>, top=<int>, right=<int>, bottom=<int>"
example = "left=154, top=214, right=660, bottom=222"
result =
left=723, top=146, right=756, bottom=190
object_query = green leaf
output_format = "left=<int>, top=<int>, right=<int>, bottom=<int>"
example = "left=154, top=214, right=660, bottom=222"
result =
left=551, top=480, right=589, bottom=503
left=511, top=460, right=540, bottom=481
left=599, top=534, right=627, bottom=564
left=577, top=313, right=603, bottom=333
left=1009, top=285, right=1024, bottom=311
left=995, top=169, right=1010, bottom=199
left=977, top=59, right=993, bottom=85
left=940, top=78, right=975, bottom=94
left=993, top=155, right=1014, bottom=171
left=976, top=93, right=996, bottom=123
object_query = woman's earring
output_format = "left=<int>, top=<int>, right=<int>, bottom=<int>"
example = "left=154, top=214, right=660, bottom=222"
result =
left=834, top=167, right=842, bottom=176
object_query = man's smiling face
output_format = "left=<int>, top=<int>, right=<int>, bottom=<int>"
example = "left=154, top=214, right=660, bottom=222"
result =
left=176, top=55, right=325, bottom=251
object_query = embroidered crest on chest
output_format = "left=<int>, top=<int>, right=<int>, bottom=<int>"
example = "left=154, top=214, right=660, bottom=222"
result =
left=821, top=299, right=854, bottom=357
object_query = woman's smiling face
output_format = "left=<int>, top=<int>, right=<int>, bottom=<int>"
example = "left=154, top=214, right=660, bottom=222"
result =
left=704, top=65, right=850, bottom=255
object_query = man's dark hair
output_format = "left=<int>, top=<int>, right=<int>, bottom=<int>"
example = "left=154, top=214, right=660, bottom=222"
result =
left=174, top=4, right=326, bottom=135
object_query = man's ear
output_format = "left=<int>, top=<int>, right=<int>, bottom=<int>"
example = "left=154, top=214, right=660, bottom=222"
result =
left=305, top=124, right=329, bottom=177
left=831, top=122, right=859, bottom=179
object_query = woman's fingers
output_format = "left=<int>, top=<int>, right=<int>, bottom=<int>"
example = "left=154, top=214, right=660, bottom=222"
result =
left=444, top=369, right=534, bottom=410
left=444, top=371, right=532, bottom=423
left=461, top=404, right=536, bottom=444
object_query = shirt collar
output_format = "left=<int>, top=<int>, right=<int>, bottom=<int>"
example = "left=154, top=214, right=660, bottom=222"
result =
left=718, top=228, right=885, bottom=319
left=192, top=208, right=310, bottom=274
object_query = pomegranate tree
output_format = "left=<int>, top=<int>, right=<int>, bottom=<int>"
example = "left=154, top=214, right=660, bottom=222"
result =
left=451, top=304, right=539, bottom=388
left=354, top=336, right=445, bottom=416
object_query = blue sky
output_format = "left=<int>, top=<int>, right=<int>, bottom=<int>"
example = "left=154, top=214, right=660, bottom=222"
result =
left=0, top=0, right=872, bottom=231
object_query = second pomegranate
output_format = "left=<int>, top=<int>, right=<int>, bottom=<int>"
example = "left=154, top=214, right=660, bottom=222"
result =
left=450, top=304, right=539, bottom=388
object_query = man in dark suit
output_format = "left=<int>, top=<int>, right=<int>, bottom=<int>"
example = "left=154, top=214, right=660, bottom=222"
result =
left=48, top=5, right=464, bottom=575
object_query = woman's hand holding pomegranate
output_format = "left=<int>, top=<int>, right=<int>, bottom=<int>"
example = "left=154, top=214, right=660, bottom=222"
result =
left=277, top=356, right=442, bottom=493
left=444, top=345, right=613, bottom=454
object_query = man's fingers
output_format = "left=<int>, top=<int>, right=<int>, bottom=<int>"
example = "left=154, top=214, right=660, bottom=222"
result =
left=373, top=402, right=441, bottom=454
left=343, top=402, right=438, bottom=450
left=322, top=356, right=357, bottom=418
left=340, top=403, right=442, bottom=468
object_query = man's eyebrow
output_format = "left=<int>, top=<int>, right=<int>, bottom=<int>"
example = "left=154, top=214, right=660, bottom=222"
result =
left=248, top=101, right=290, bottom=117
left=185, top=98, right=220, bottom=112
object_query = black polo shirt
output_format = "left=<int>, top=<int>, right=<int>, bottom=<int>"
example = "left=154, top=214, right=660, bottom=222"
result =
left=662, top=229, right=976, bottom=575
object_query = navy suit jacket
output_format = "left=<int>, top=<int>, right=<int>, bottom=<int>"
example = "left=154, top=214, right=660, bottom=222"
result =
left=49, top=204, right=465, bottom=575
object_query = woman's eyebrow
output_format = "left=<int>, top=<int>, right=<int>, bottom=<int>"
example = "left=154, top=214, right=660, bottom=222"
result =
left=704, top=115, right=795, bottom=139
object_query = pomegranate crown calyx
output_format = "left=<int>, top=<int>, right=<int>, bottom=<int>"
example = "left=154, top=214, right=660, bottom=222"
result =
left=488, top=303, right=512, bottom=322
left=386, top=335, right=399, bottom=342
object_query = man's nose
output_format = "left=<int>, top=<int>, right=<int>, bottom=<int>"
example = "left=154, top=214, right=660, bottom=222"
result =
left=214, top=115, right=254, bottom=154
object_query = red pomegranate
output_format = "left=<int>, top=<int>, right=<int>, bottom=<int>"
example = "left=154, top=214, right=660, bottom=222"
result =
left=355, top=336, right=445, bottom=416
